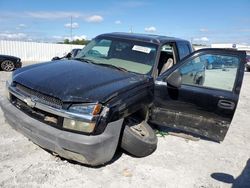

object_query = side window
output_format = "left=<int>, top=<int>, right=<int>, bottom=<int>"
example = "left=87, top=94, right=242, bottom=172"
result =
left=87, top=39, right=111, bottom=58
left=178, top=54, right=240, bottom=91
left=177, top=42, right=191, bottom=60
left=158, top=44, right=175, bottom=75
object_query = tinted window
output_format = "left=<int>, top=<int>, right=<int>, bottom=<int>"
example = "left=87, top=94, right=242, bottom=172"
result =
left=177, top=42, right=191, bottom=60
left=178, top=54, right=240, bottom=91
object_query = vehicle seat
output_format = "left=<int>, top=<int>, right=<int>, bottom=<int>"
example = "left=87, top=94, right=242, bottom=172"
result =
left=159, top=58, right=173, bottom=75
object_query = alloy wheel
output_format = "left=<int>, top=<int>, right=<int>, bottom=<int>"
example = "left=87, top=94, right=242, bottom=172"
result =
left=1, top=60, right=15, bottom=71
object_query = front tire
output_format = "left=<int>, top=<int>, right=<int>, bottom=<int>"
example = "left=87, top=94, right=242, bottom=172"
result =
left=1, top=60, right=15, bottom=71
left=121, top=117, right=157, bottom=157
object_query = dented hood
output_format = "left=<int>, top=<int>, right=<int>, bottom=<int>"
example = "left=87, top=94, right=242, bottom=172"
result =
left=13, top=60, right=150, bottom=103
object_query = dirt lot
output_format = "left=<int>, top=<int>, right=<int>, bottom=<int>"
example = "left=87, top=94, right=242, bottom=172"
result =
left=0, top=64, right=250, bottom=188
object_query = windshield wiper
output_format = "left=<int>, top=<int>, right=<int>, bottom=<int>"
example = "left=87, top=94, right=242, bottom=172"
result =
left=73, top=57, right=96, bottom=64
left=74, top=57, right=128, bottom=72
left=94, top=63, right=128, bottom=72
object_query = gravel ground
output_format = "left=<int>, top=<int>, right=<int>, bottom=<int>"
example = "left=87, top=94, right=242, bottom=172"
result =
left=0, top=64, right=250, bottom=188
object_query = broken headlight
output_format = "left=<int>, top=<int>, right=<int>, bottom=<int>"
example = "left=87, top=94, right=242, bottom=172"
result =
left=63, top=103, right=102, bottom=133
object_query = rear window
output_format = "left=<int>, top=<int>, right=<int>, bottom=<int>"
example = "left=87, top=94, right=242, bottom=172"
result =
left=177, top=42, right=191, bottom=60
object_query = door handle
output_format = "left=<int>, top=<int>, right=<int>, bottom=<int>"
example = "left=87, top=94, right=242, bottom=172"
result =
left=218, top=100, right=235, bottom=110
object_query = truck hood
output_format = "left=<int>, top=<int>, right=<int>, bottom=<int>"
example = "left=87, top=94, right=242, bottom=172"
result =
left=13, top=60, right=151, bottom=103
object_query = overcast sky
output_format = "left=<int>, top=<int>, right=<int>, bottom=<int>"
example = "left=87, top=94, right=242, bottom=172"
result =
left=0, top=0, right=249, bottom=44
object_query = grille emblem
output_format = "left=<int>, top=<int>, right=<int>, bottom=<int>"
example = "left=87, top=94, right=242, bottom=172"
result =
left=24, top=97, right=36, bottom=108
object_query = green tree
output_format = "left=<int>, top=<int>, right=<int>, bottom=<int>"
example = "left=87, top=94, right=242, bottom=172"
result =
left=63, top=39, right=70, bottom=44
left=59, top=39, right=90, bottom=45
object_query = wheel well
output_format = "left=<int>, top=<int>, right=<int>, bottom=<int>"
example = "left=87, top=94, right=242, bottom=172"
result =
left=127, top=106, right=149, bottom=122
left=118, top=106, right=150, bottom=147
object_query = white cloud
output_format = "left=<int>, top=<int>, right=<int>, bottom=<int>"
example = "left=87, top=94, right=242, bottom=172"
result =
left=16, top=24, right=27, bottom=30
left=145, top=26, right=157, bottom=33
left=193, top=37, right=209, bottom=42
left=0, top=32, right=27, bottom=40
left=18, top=24, right=26, bottom=28
left=26, top=12, right=104, bottom=24
left=85, top=15, right=103, bottom=23
left=115, top=20, right=121, bottom=24
left=64, top=22, right=79, bottom=29
left=52, top=35, right=63, bottom=40
left=200, top=28, right=209, bottom=32
left=26, top=11, right=82, bottom=19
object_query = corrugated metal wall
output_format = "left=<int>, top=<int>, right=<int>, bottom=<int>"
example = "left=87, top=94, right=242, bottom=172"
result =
left=0, top=40, right=84, bottom=62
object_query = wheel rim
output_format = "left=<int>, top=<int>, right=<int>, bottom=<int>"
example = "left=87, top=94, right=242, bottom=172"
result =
left=1, top=60, right=14, bottom=71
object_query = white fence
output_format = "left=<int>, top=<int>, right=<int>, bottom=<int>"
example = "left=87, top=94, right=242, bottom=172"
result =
left=211, top=43, right=250, bottom=54
left=0, top=40, right=84, bottom=62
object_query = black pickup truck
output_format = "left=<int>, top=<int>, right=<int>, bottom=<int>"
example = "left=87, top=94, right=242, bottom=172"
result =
left=0, top=33, right=246, bottom=166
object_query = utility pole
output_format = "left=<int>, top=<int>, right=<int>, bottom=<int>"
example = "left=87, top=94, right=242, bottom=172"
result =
left=70, top=16, right=73, bottom=50
left=129, top=26, right=133, bottom=33
left=70, top=16, right=73, bottom=42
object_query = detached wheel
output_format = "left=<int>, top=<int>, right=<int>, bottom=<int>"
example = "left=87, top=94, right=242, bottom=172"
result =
left=121, top=117, right=157, bottom=157
left=1, top=60, right=15, bottom=71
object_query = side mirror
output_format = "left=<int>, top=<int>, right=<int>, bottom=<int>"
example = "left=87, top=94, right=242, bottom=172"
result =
left=65, top=52, right=72, bottom=58
left=166, top=70, right=182, bottom=88
left=51, top=56, right=60, bottom=61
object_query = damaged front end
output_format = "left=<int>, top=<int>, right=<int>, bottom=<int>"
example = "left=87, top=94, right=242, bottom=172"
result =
left=0, top=78, right=124, bottom=166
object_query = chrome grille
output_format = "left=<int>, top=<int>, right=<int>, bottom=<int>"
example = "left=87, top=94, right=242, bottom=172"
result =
left=15, top=84, right=63, bottom=109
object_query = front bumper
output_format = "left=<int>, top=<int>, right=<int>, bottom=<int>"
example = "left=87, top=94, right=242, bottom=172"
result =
left=0, top=96, right=123, bottom=166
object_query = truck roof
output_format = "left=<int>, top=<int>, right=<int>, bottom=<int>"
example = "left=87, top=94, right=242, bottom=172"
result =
left=97, top=32, right=189, bottom=45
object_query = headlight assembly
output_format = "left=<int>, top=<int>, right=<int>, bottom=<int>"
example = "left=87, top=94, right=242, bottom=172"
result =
left=63, top=103, right=103, bottom=133
left=68, top=103, right=102, bottom=115
left=63, top=118, right=95, bottom=133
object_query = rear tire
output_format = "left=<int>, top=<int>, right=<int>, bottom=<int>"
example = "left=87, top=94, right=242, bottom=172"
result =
left=121, top=117, right=157, bottom=157
left=247, top=67, right=250, bottom=72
